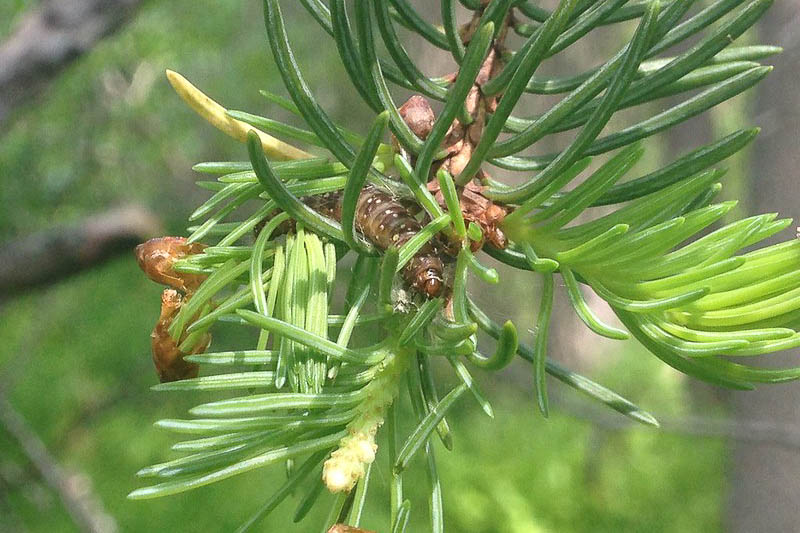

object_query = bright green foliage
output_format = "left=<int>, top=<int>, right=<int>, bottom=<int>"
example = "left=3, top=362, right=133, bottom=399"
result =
left=128, top=0, right=799, bottom=530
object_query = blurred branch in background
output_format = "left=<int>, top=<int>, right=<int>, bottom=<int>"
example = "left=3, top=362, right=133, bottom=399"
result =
left=0, top=205, right=161, bottom=297
left=0, top=3, right=154, bottom=529
left=729, top=1, right=800, bottom=530
left=0, top=390, right=118, bottom=533
left=556, top=396, right=800, bottom=452
left=0, top=0, right=144, bottom=128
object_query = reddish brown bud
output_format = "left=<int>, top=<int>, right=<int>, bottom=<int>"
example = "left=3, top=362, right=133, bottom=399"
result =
left=327, top=525, right=375, bottom=533
left=135, top=236, right=207, bottom=292
left=398, top=95, right=435, bottom=140
left=427, top=178, right=509, bottom=252
left=150, top=289, right=209, bottom=382
left=484, top=204, right=509, bottom=249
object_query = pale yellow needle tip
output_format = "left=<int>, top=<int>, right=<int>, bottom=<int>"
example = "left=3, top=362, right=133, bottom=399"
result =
left=165, top=69, right=312, bottom=161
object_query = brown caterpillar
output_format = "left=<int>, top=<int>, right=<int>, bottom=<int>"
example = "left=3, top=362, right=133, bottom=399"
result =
left=305, top=186, right=444, bottom=298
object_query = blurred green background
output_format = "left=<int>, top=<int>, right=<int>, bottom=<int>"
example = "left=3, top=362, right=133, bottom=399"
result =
left=1, top=1, right=797, bottom=532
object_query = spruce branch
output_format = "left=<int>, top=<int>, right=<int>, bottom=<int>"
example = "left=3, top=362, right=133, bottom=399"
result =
left=128, top=0, right=800, bottom=530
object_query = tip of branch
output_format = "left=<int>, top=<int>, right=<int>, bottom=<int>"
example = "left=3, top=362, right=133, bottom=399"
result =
left=164, top=69, right=312, bottom=161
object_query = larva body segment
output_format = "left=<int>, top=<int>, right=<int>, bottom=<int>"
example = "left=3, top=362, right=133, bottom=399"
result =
left=305, top=186, right=444, bottom=298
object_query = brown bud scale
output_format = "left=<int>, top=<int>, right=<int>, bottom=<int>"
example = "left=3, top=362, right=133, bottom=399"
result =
left=150, top=289, right=210, bottom=383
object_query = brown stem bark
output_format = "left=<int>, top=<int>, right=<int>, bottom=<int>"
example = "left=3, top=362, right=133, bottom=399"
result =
left=727, top=3, right=800, bottom=531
